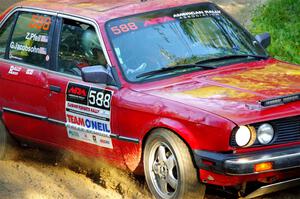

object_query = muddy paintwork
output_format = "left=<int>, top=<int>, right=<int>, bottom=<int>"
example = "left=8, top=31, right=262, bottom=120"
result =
left=135, top=59, right=300, bottom=125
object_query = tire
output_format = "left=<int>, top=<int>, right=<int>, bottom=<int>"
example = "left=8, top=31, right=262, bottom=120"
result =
left=0, top=120, right=12, bottom=160
left=144, top=129, right=206, bottom=199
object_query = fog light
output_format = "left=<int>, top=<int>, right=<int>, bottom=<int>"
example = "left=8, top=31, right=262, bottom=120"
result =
left=254, top=162, right=273, bottom=172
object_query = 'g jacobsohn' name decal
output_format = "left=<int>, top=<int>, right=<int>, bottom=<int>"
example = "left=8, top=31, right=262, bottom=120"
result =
left=10, top=42, right=47, bottom=55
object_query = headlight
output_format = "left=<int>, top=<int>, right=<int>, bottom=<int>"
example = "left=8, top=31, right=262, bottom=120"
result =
left=235, top=126, right=256, bottom=147
left=257, top=123, right=274, bottom=144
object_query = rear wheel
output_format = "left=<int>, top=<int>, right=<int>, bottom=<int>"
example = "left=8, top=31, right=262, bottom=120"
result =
left=144, top=129, right=205, bottom=199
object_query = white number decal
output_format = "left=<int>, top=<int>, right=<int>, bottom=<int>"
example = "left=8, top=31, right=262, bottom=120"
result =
left=89, top=90, right=112, bottom=109
left=103, top=93, right=111, bottom=108
left=89, top=90, right=97, bottom=105
left=96, top=92, right=104, bottom=107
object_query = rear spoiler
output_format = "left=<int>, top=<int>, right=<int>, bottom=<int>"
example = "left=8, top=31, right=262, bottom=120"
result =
left=259, top=93, right=300, bottom=107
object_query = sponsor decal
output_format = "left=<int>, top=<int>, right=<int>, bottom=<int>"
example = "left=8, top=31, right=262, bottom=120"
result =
left=67, top=83, right=89, bottom=105
left=67, top=126, right=113, bottom=149
left=92, top=135, right=97, bottom=143
left=8, top=54, right=23, bottom=61
left=8, top=65, right=22, bottom=75
left=66, top=114, right=110, bottom=133
left=68, top=130, right=79, bottom=138
left=144, top=16, right=175, bottom=27
left=65, top=82, right=113, bottom=149
left=110, top=16, right=176, bottom=36
left=173, top=10, right=221, bottom=19
left=45, top=55, right=50, bottom=62
left=67, top=102, right=100, bottom=114
left=26, top=69, right=34, bottom=75
left=68, top=86, right=87, bottom=97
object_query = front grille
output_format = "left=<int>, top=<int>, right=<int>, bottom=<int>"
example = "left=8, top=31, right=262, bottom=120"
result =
left=231, top=115, right=300, bottom=147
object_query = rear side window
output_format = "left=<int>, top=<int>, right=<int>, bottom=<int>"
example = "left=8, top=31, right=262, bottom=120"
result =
left=8, top=12, right=54, bottom=67
left=0, top=13, right=16, bottom=58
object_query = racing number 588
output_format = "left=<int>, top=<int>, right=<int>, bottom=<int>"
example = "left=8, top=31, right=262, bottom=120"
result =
left=89, top=90, right=111, bottom=109
left=28, top=15, right=51, bottom=31
left=111, top=23, right=138, bottom=35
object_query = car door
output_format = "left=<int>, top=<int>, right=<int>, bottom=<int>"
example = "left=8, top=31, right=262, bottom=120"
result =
left=0, top=10, right=56, bottom=142
left=46, top=15, right=123, bottom=162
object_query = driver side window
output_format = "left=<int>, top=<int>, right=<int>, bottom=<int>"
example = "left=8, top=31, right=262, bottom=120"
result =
left=58, top=19, right=106, bottom=76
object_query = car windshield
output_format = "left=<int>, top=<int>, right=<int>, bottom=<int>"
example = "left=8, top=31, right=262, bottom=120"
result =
left=106, top=3, right=268, bottom=82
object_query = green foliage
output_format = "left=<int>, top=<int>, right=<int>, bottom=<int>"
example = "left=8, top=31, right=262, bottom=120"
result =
left=250, top=0, right=300, bottom=64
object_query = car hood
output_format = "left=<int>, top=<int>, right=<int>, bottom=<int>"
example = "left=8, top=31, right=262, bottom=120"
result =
left=133, top=60, right=300, bottom=124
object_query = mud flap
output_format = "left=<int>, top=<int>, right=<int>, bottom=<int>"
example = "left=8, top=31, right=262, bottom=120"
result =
left=0, top=120, right=8, bottom=159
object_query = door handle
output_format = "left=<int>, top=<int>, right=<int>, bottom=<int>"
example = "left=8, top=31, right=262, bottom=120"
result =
left=49, top=85, right=61, bottom=93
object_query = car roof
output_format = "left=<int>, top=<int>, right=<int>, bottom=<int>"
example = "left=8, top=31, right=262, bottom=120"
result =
left=13, top=0, right=209, bottom=23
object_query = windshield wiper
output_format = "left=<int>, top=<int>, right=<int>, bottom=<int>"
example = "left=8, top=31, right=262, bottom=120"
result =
left=195, top=54, right=269, bottom=65
left=136, top=54, right=269, bottom=79
left=136, top=64, right=217, bottom=79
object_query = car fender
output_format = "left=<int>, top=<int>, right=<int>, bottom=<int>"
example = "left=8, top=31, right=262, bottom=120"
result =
left=121, top=116, right=197, bottom=173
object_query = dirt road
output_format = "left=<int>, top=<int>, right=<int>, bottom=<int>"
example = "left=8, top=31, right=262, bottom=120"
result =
left=0, top=148, right=151, bottom=199
left=2, top=1, right=300, bottom=199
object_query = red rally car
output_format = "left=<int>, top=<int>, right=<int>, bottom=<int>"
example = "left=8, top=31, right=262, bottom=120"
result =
left=1, top=0, right=300, bottom=198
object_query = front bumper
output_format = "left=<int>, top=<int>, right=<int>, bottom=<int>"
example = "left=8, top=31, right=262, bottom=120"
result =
left=193, top=145, right=300, bottom=175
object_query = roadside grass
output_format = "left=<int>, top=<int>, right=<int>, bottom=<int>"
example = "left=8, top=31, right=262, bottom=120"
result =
left=250, top=0, right=300, bottom=64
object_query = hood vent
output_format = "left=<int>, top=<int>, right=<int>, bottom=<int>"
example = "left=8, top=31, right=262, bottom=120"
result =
left=259, top=93, right=300, bottom=107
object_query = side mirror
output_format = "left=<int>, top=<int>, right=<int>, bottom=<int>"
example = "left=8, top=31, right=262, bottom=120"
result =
left=81, top=65, right=114, bottom=85
left=255, top=33, right=271, bottom=48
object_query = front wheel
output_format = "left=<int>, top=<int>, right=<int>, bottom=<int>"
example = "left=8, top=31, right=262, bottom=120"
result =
left=144, top=129, right=205, bottom=199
